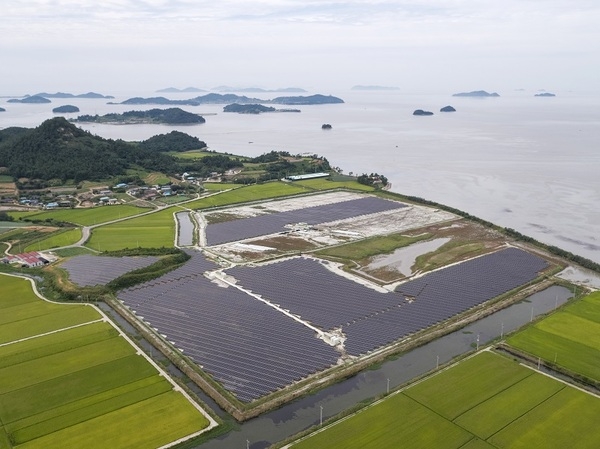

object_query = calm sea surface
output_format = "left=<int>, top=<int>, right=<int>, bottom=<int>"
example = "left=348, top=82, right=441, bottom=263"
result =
left=1, top=89, right=599, bottom=263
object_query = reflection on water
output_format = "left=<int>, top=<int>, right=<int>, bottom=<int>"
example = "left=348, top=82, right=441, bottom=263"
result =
left=199, top=285, right=572, bottom=449
left=366, top=237, right=451, bottom=276
left=557, top=266, right=600, bottom=290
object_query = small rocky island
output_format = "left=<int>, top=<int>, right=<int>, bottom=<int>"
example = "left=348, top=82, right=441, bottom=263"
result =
left=413, top=109, right=434, bottom=116
left=223, top=104, right=300, bottom=114
left=0, top=107, right=5, bottom=112
left=53, top=105, right=80, bottom=113
left=535, top=92, right=556, bottom=97
left=322, top=123, right=332, bottom=129
left=440, top=105, right=456, bottom=112
left=452, top=90, right=500, bottom=97
left=72, top=107, right=205, bottom=125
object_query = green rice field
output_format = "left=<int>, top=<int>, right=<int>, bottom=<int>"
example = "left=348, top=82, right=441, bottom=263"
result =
left=11, top=205, right=149, bottom=226
left=291, top=351, right=600, bottom=449
left=0, top=274, right=211, bottom=449
left=86, top=207, right=176, bottom=251
left=23, top=228, right=82, bottom=252
left=292, top=178, right=375, bottom=191
left=507, top=291, right=600, bottom=381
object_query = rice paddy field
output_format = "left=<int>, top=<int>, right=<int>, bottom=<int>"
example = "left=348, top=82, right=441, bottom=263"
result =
left=11, top=205, right=149, bottom=226
left=86, top=208, right=176, bottom=251
left=23, top=228, right=82, bottom=252
left=292, top=178, right=376, bottom=191
left=0, top=274, right=212, bottom=449
left=507, top=291, right=600, bottom=381
left=290, top=351, right=600, bottom=449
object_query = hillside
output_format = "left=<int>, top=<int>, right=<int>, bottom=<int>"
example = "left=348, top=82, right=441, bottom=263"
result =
left=73, top=108, right=205, bottom=125
left=0, top=117, right=176, bottom=182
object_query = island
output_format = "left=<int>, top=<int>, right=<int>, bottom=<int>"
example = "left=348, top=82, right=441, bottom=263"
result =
left=223, top=104, right=300, bottom=114
left=7, top=95, right=51, bottom=104
left=452, top=90, right=500, bottom=97
left=0, top=107, right=5, bottom=112
left=32, top=92, right=114, bottom=99
left=156, top=87, right=206, bottom=93
left=117, top=93, right=344, bottom=106
left=440, top=105, right=456, bottom=112
left=72, top=107, right=205, bottom=125
left=52, top=105, right=80, bottom=113
left=535, top=92, right=556, bottom=97
left=322, top=123, right=332, bottom=129
left=413, top=109, right=434, bottom=116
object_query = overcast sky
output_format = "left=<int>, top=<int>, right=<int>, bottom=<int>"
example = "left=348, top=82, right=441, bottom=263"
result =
left=2, top=0, right=599, bottom=95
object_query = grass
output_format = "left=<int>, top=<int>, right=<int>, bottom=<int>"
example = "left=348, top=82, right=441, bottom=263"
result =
left=24, top=227, right=82, bottom=251
left=86, top=207, right=175, bottom=251
left=13, top=205, right=149, bottom=226
left=292, top=178, right=376, bottom=192
left=52, top=246, right=96, bottom=257
left=507, top=291, right=600, bottom=381
left=316, top=233, right=432, bottom=261
left=291, top=351, right=600, bottom=449
left=413, top=241, right=485, bottom=272
left=0, top=274, right=211, bottom=448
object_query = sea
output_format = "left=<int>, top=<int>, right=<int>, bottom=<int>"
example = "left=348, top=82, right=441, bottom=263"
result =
left=1, top=88, right=599, bottom=264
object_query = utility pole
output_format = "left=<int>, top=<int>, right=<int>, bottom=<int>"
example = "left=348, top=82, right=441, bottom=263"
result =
left=320, top=405, right=323, bottom=426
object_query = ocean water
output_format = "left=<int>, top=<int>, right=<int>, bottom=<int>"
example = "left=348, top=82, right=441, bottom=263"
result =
left=1, top=89, right=598, bottom=263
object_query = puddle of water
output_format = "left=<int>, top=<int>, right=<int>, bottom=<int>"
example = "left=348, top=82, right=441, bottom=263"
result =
left=366, top=237, right=450, bottom=276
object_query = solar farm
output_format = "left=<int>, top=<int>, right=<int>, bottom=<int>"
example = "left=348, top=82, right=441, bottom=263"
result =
left=61, top=254, right=160, bottom=286
left=99, top=191, right=555, bottom=414
left=0, top=274, right=214, bottom=449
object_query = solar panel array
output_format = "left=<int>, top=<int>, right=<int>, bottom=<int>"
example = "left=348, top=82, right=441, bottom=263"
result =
left=229, top=258, right=404, bottom=330
left=345, top=247, right=548, bottom=355
left=227, top=248, right=549, bottom=356
left=206, top=196, right=406, bottom=246
left=176, top=211, right=195, bottom=246
left=118, top=251, right=339, bottom=402
left=61, top=255, right=159, bottom=286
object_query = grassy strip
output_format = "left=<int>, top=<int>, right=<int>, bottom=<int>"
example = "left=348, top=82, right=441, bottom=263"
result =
left=291, top=178, right=376, bottom=192
left=413, top=241, right=485, bottom=272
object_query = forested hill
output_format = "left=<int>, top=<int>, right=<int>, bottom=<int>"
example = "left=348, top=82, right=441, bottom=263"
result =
left=0, top=117, right=177, bottom=182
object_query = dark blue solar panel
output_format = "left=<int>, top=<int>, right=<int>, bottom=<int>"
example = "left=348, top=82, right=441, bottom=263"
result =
left=206, top=196, right=406, bottom=246
left=61, top=255, right=159, bottom=286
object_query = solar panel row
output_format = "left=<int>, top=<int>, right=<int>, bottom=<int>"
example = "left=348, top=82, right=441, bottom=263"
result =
left=61, top=255, right=160, bottom=286
left=118, top=251, right=339, bottom=402
left=206, top=196, right=406, bottom=246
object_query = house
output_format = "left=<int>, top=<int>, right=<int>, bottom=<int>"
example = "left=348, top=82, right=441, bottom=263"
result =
left=2, top=251, right=49, bottom=268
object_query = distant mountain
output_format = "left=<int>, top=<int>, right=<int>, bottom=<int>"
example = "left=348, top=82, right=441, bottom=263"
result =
left=117, top=96, right=203, bottom=106
left=413, top=109, right=434, bottom=116
left=73, top=108, right=205, bottom=125
left=7, top=95, right=51, bottom=104
left=440, top=105, right=456, bottom=112
left=452, top=90, right=500, bottom=97
left=351, top=85, right=400, bottom=91
left=156, top=87, right=206, bottom=93
left=33, top=92, right=114, bottom=99
left=534, top=92, right=556, bottom=97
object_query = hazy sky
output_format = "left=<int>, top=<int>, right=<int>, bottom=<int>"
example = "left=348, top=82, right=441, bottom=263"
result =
left=2, top=0, right=599, bottom=94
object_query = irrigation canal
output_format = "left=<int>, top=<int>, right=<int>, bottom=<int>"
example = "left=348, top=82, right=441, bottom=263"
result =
left=100, top=285, right=572, bottom=449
